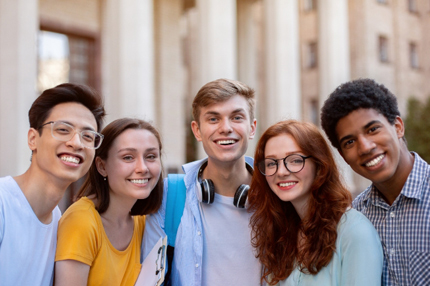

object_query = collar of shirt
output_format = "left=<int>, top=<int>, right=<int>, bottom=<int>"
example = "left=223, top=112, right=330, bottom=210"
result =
left=362, top=152, right=428, bottom=209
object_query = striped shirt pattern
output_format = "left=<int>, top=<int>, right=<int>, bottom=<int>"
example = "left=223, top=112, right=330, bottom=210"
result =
left=352, top=152, right=430, bottom=286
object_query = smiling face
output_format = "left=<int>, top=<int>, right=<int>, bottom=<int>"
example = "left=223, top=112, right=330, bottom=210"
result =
left=335, top=108, right=406, bottom=187
left=264, top=134, right=316, bottom=218
left=96, top=128, right=162, bottom=203
left=191, top=94, right=256, bottom=165
left=29, top=102, right=97, bottom=185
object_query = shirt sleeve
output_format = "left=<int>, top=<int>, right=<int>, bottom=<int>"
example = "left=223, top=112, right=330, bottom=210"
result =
left=0, top=200, right=3, bottom=245
left=55, top=202, right=100, bottom=266
left=339, top=211, right=383, bottom=286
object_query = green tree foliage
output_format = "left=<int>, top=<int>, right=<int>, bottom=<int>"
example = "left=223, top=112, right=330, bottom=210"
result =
left=405, top=96, right=430, bottom=163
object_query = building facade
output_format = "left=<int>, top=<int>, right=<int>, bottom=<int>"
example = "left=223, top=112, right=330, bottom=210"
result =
left=1, top=0, right=429, bottom=207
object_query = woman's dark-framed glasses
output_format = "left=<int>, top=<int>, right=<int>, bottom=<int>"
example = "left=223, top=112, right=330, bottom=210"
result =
left=257, top=154, right=312, bottom=176
left=38, top=121, right=104, bottom=149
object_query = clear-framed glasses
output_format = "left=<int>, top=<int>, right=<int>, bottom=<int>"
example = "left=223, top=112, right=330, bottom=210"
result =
left=257, top=154, right=312, bottom=176
left=38, top=121, right=104, bottom=149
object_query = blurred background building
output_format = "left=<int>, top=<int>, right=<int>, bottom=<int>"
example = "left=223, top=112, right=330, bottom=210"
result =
left=1, top=0, right=429, bottom=210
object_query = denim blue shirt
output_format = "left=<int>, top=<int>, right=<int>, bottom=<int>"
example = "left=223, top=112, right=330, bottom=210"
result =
left=353, top=152, right=430, bottom=286
left=141, top=157, right=255, bottom=286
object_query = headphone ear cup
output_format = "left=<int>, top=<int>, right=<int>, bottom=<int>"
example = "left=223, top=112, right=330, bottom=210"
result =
left=200, top=179, right=215, bottom=204
left=233, top=184, right=249, bottom=208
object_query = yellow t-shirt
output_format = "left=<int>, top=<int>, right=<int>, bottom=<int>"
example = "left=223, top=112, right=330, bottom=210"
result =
left=55, top=197, right=146, bottom=286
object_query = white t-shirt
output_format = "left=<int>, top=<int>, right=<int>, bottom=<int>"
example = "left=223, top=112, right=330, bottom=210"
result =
left=0, top=176, right=61, bottom=286
left=199, top=192, right=261, bottom=286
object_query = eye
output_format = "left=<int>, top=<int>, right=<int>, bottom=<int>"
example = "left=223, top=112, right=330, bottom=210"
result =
left=265, top=160, right=277, bottom=168
left=123, top=155, right=134, bottom=161
left=233, top=115, right=244, bottom=121
left=81, top=131, right=95, bottom=142
left=343, top=139, right=355, bottom=149
left=146, top=154, right=158, bottom=161
left=368, top=126, right=380, bottom=133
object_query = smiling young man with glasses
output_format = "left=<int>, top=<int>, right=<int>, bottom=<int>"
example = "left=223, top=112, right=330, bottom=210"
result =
left=0, top=83, right=105, bottom=285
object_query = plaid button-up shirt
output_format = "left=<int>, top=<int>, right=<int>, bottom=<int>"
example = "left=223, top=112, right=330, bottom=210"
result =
left=353, top=152, right=430, bottom=286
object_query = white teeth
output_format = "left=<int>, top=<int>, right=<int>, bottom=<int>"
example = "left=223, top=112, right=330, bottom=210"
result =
left=60, top=156, right=80, bottom=164
left=365, top=154, right=384, bottom=167
left=130, top=179, right=148, bottom=184
left=217, top=140, right=235, bottom=145
left=279, top=182, right=296, bottom=187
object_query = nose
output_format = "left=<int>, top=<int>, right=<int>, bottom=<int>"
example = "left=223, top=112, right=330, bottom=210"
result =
left=135, top=157, right=149, bottom=174
left=66, top=132, right=84, bottom=150
left=357, top=135, right=376, bottom=156
left=219, top=119, right=233, bottom=134
left=276, top=159, right=291, bottom=176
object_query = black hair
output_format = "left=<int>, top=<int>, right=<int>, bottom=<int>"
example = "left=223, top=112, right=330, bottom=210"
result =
left=320, top=78, right=400, bottom=150
left=29, top=83, right=105, bottom=133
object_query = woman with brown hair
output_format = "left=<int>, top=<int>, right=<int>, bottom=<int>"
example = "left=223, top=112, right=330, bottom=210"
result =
left=54, top=118, right=164, bottom=286
left=249, top=120, right=382, bottom=285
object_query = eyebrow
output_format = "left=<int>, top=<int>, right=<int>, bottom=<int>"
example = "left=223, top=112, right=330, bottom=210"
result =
left=265, top=151, right=302, bottom=159
left=203, top=108, right=246, bottom=117
left=60, top=120, right=96, bottom=132
left=338, top=120, right=382, bottom=145
left=117, top=147, right=159, bottom=153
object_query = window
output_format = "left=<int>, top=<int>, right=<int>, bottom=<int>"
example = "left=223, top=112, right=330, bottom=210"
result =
left=304, top=0, right=316, bottom=11
left=307, top=42, right=318, bottom=68
left=378, top=36, right=389, bottom=63
left=408, top=0, right=417, bottom=12
left=409, top=42, right=419, bottom=69
left=309, top=99, right=319, bottom=126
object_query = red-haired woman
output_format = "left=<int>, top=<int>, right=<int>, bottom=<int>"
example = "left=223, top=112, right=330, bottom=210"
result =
left=249, top=120, right=383, bottom=286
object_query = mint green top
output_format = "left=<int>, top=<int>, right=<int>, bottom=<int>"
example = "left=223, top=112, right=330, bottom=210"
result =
left=278, top=209, right=383, bottom=286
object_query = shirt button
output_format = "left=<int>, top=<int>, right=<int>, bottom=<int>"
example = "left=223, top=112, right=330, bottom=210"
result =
left=195, top=264, right=199, bottom=268
left=390, top=212, right=395, bottom=218
left=197, top=231, right=201, bottom=236
left=390, top=249, right=395, bottom=255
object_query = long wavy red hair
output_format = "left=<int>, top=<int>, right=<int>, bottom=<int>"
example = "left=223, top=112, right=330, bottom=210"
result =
left=248, top=120, right=351, bottom=285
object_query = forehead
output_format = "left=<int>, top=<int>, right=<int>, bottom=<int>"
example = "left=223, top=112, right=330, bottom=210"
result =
left=111, top=128, right=160, bottom=151
left=335, top=108, right=389, bottom=138
left=46, top=102, right=97, bottom=130
left=200, top=94, right=250, bottom=116
left=265, top=134, right=301, bottom=155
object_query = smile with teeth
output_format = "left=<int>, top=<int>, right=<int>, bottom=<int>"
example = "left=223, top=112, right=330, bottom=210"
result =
left=130, top=179, right=149, bottom=184
left=60, top=155, right=80, bottom=164
left=217, top=140, right=236, bottom=145
left=365, top=154, right=385, bottom=167
left=279, top=182, right=297, bottom=187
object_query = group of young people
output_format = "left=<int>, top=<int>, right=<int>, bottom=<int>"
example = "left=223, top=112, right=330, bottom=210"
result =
left=0, top=77, right=428, bottom=286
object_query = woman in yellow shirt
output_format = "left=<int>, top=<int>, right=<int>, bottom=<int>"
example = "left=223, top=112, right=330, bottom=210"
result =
left=55, top=118, right=163, bottom=286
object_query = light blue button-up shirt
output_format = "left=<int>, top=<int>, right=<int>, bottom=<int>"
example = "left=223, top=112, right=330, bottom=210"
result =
left=141, top=157, right=255, bottom=286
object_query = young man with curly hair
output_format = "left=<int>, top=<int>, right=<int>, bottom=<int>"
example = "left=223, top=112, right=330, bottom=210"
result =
left=0, top=84, right=105, bottom=285
left=321, top=78, right=430, bottom=285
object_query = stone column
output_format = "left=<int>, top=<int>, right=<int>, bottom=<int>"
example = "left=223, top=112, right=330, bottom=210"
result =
left=196, top=0, right=237, bottom=85
left=102, top=0, right=155, bottom=123
left=264, top=0, right=301, bottom=127
left=0, top=0, right=38, bottom=176
left=318, top=0, right=354, bottom=190
left=154, top=0, right=186, bottom=172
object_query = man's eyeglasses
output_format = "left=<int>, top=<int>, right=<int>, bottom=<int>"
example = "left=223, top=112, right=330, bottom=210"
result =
left=38, top=121, right=104, bottom=149
left=257, top=154, right=312, bottom=176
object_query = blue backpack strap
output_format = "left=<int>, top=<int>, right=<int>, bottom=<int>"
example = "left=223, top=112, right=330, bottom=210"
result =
left=165, top=174, right=186, bottom=247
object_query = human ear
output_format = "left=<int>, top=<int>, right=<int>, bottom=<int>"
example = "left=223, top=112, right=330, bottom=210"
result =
left=28, top=128, right=38, bottom=151
left=95, top=157, right=107, bottom=177
left=191, top=121, right=202, bottom=142
left=249, top=119, right=257, bottom=139
left=394, top=116, right=405, bottom=138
